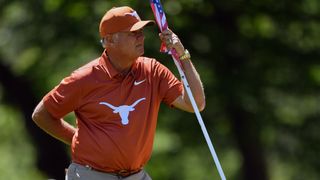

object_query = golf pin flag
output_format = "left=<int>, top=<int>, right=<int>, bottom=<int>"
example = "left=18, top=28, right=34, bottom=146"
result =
left=149, top=1, right=227, bottom=179
left=150, top=0, right=169, bottom=53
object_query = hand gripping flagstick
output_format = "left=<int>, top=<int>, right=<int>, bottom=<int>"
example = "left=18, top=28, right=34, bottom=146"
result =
left=150, top=1, right=226, bottom=179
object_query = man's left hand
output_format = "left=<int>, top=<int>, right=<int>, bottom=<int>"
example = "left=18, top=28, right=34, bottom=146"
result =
left=159, top=29, right=185, bottom=56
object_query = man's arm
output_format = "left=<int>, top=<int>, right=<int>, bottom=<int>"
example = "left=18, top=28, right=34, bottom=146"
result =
left=159, top=29, right=206, bottom=112
left=32, top=100, right=76, bottom=145
left=172, top=59, right=205, bottom=112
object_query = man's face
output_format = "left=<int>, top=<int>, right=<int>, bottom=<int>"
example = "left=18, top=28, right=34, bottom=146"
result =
left=113, top=29, right=145, bottom=59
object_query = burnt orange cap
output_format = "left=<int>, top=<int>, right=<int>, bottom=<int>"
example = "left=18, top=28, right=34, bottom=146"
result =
left=99, top=6, right=154, bottom=37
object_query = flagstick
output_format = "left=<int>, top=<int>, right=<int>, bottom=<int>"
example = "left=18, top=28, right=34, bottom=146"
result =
left=149, top=1, right=226, bottom=179
left=171, top=51, right=226, bottom=180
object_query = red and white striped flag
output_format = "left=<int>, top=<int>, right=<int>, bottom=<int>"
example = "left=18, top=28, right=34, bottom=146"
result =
left=150, top=0, right=169, bottom=53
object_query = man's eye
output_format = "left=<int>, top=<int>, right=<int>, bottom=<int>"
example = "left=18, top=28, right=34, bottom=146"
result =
left=130, top=30, right=143, bottom=36
left=128, top=32, right=136, bottom=36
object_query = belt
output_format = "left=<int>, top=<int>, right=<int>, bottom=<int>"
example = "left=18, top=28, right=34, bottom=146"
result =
left=114, top=169, right=141, bottom=177
left=84, top=164, right=141, bottom=177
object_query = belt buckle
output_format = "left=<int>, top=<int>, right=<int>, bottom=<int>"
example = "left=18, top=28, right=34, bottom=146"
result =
left=117, top=170, right=131, bottom=177
left=85, top=165, right=92, bottom=170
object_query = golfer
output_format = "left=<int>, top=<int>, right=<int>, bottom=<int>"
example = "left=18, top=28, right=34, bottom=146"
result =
left=32, top=6, right=205, bottom=180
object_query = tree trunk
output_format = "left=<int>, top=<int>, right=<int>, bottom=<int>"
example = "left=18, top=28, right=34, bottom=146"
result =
left=228, top=104, right=269, bottom=180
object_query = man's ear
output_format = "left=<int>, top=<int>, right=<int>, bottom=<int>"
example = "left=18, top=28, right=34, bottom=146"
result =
left=103, top=34, right=117, bottom=48
left=100, top=38, right=107, bottom=48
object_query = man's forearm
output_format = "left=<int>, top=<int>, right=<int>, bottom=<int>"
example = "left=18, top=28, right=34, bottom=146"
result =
left=32, top=101, right=76, bottom=145
left=35, top=117, right=76, bottom=145
left=159, top=29, right=206, bottom=111
left=180, top=58, right=206, bottom=111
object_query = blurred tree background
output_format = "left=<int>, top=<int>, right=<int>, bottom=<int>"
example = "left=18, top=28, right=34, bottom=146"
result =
left=0, top=0, right=320, bottom=179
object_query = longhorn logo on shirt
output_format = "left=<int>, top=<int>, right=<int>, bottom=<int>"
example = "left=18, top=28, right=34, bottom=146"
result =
left=99, top=98, right=146, bottom=125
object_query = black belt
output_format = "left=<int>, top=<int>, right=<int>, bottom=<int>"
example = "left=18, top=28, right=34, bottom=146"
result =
left=84, top=164, right=141, bottom=177
left=114, top=169, right=142, bottom=177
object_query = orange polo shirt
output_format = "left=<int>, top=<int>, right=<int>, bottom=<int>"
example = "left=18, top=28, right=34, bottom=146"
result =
left=43, top=51, right=183, bottom=172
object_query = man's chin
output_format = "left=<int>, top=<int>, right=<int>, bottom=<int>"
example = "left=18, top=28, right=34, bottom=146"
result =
left=133, top=51, right=144, bottom=60
left=137, top=48, right=144, bottom=56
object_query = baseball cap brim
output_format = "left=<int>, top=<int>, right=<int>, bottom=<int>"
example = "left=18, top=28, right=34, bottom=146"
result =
left=126, top=20, right=155, bottom=32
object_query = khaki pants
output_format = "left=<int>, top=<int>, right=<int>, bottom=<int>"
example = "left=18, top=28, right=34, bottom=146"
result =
left=66, top=163, right=152, bottom=180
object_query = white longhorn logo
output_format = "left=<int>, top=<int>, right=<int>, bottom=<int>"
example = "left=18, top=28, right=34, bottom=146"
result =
left=99, top=98, right=146, bottom=125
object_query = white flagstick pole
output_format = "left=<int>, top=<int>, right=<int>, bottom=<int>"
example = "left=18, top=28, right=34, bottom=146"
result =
left=150, top=1, right=226, bottom=179
left=171, top=52, right=226, bottom=180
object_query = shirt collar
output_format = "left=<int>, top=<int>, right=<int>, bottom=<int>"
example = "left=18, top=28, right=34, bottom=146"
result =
left=99, top=50, right=139, bottom=79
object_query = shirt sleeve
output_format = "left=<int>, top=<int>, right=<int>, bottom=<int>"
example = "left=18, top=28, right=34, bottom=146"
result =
left=156, top=61, right=183, bottom=106
left=42, top=72, right=82, bottom=119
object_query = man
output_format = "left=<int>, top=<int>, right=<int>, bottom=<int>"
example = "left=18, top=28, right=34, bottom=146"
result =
left=32, top=6, right=205, bottom=180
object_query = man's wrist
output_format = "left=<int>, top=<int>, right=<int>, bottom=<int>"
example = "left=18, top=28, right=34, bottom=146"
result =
left=179, top=49, right=191, bottom=61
